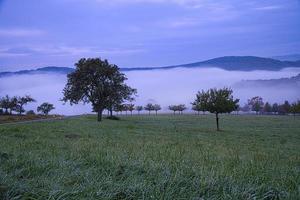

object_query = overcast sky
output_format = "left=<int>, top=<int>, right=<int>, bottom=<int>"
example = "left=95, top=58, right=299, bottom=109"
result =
left=0, top=0, right=299, bottom=71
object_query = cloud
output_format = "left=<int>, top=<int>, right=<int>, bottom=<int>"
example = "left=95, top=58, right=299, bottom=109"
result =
left=94, top=0, right=206, bottom=8
left=254, top=5, right=283, bottom=11
left=0, top=45, right=145, bottom=58
left=0, top=28, right=45, bottom=37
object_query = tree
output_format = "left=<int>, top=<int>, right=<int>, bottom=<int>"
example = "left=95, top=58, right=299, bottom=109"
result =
left=263, top=102, right=272, bottom=114
left=248, top=96, right=264, bottom=114
left=192, top=90, right=209, bottom=115
left=0, top=95, right=11, bottom=114
left=177, top=104, right=186, bottom=115
left=136, top=106, right=143, bottom=115
left=282, top=100, right=291, bottom=115
left=289, top=101, right=300, bottom=117
left=37, top=102, right=55, bottom=115
left=153, top=104, right=161, bottom=115
left=114, top=104, right=124, bottom=115
left=62, top=58, right=136, bottom=122
left=240, top=104, right=250, bottom=113
left=16, top=95, right=36, bottom=115
left=272, top=103, right=279, bottom=114
left=127, top=103, right=135, bottom=115
left=144, top=103, right=154, bottom=115
left=169, top=105, right=177, bottom=115
left=7, top=96, right=17, bottom=115
left=192, top=104, right=201, bottom=115
left=194, top=88, right=239, bottom=131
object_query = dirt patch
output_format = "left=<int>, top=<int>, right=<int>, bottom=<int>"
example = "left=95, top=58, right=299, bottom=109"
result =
left=64, top=134, right=81, bottom=139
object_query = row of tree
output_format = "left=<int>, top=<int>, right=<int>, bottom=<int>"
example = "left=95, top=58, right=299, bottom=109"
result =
left=0, top=95, right=55, bottom=115
left=241, top=96, right=300, bottom=115
left=61, top=58, right=300, bottom=131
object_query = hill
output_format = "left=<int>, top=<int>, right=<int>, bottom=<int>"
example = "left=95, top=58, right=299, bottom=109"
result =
left=1, top=56, right=300, bottom=78
left=271, top=54, right=300, bottom=61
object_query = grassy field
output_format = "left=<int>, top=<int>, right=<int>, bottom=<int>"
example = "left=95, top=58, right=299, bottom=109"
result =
left=0, top=114, right=299, bottom=199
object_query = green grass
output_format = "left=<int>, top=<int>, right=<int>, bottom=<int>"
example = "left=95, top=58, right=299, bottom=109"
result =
left=0, top=114, right=299, bottom=199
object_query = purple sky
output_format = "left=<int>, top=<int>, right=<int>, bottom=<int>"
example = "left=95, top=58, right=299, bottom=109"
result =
left=0, top=0, right=299, bottom=71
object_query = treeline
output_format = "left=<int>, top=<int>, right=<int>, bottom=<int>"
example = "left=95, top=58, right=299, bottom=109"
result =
left=0, top=95, right=55, bottom=116
left=240, top=96, right=300, bottom=116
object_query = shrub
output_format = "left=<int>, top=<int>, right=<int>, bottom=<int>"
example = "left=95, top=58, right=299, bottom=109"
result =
left=106, top=115, right=120, bottom=120
left=26, top=110, right=36, bottom=115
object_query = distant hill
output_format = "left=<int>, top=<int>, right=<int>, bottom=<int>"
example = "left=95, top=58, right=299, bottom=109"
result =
left=235, top=73, right=300, bottom=89
left=1, top=56, right=300, bottom=78
left=0, top=66, right=74, bottom=78
left=271, top=54, right=300, bottom=61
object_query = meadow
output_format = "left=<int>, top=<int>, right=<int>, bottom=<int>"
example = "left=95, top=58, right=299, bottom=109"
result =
left=0, top=114, right=299, bottom=199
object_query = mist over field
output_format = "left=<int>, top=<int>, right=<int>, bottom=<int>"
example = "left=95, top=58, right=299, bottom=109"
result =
left=1, top=67, right=300, bottom=115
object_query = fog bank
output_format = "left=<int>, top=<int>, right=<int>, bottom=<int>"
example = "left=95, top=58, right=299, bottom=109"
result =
left=0, top=67, right=299, bottom=115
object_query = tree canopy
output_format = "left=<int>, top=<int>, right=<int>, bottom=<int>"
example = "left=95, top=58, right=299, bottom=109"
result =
left=63, top=58, right=136, bottom=121
left=37, top=102, right=55, bottom=115
left=193, top=88, right=239, bottom=131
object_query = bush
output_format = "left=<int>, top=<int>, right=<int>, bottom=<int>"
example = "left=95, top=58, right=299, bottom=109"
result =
left=106, top=115, right=120, bottom=120
left=26, top=110, right=36, bottom=115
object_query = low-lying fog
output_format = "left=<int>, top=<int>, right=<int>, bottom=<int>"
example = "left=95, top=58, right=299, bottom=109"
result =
left=1, top=67, right=300, bottom=115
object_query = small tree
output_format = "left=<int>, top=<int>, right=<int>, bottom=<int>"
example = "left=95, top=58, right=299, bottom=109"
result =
left=144, top=103, right=154, bottom=115
left=136, top=106, right=143, bottom=115
left=127, top=103, right=135, bottom=115
left=240, top=104, right=250, bottom=113
left=289, top=101, right=300, bottom=117
left=248, top=96, right=264, bottom=114
left=37, top=102, right=55, bottom=115
left=169, top=105, right=177, bottom=115
left=192, top=90, right=209, bottom=115
left=177, top=104, right=186, bottom=115
left=272, top=103, right=279, bottom=114
left=192, top=104, right=201, bottom=115
left=153, top=104, right=161, bottom=115
left=263, top=102, right=272, bottom=114
left=16, top=95, right=36, bottom=115
left=194, top=88, right=239, bottom=131
left=0, top=95, right=10, bottom=114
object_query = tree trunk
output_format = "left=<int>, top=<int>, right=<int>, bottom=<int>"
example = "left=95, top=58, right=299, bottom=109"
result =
left=216, top=113, right=220, bottom=131
left=149, top=111, right=150, bottom=115
left=155, top=111, right=157, bottom=115
left=110, top=109, right=113, bottom=117
left=97, top=110, right=103, bottom=122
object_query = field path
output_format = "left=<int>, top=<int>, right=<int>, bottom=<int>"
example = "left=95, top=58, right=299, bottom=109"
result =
left=0, top=115, right=82, bottom=126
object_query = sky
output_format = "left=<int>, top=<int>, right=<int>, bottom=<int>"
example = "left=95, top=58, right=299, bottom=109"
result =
left=0, top=0, right=300, bottom=71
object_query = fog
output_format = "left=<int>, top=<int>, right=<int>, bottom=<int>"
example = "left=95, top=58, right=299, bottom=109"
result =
left=0, top=67, right=300, bottom=115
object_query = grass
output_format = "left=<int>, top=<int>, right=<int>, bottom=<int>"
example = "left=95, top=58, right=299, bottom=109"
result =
left=0, top=114, right=299, bottom=199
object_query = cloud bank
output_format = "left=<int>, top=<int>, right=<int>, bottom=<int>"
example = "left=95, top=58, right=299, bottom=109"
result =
left=0, top=67, right=299, bottom=115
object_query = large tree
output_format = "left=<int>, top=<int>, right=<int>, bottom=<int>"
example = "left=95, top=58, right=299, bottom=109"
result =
left=37, top=102, right=55, bottom=115
left=63, top=58, right=136, bottom=122
left=194, top=88, right=239, bottom=131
